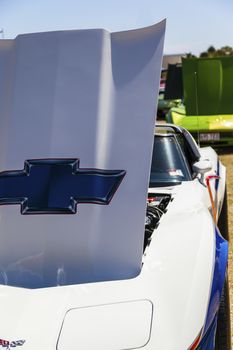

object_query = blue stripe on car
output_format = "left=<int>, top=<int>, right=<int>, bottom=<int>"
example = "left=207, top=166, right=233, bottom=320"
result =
left=203, top=227, right=228, bottom=335
left=197, top=316, right=217, bottom=350
left=196, top=227, right=228, bottom=349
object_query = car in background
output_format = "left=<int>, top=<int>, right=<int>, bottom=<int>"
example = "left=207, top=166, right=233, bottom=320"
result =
left=144, top=124, right=230, bottom=349
left=165, top=57, right=233, bottom=146
left=166, top=103, right=233, bottom=146
left=157, top=87, right=180, bottom=119
left=157, top=64, right=182, bottom=119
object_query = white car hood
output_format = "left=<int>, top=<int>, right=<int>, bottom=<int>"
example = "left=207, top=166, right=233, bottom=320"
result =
left=0, top=23, right=165, bottom=289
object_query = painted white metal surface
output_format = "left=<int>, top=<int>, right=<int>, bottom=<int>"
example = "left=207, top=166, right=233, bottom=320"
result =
left=199, top=146, right=226, bottom=218
left=0, top=141, right=224, bottom=349
left=0, top=22, right=227, bottom=350
left=0, top=22, right=165, bottom=288
left=57, top=300, right=152, bottom=350
left=0, top=180, right=216, bottom=350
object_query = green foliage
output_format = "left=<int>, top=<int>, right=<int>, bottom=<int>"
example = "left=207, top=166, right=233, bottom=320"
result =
left=199, top=45, right=233, bottom=58
left=186, top=52, right=196, bottom=58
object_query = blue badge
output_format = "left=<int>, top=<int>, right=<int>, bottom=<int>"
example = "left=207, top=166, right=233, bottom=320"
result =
left=0, top=159, right=126, bottom=214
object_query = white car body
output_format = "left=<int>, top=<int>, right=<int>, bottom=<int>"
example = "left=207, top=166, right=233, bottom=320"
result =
left=0, top=146, right=227, bottom=350
left=0, top=22, right=228, bottom=350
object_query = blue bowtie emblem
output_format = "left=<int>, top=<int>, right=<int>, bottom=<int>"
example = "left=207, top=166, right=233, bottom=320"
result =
left=0, top=159, right=126, bottom=214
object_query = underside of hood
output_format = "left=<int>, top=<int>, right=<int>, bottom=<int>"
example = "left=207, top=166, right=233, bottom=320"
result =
left=182, top=56, right=233, bottom=116
left=0, top=22, right=165, bottom=288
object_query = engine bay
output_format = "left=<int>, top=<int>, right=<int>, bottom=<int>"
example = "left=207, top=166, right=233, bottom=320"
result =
left=144, top=194, right=171, bottom=250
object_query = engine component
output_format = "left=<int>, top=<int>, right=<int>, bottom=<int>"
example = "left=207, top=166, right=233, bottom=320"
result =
left=144, top=194, right=171, bottom=250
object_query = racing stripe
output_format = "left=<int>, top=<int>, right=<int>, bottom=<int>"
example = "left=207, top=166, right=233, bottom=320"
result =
left=203, top=227, right=228, bottom=335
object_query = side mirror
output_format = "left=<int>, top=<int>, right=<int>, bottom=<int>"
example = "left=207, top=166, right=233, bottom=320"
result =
left=192, top=159, right=212, bottom=184
left=192, top=159, right=212, bottom=174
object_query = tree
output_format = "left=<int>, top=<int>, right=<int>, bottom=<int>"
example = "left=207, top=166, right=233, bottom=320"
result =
left=186, top=52, right=196, bottom=58
left=207, top=46, right=216, bottom=56
left=198, top=45, right=233, bottom=58
left=200, top=51, right=208, bottom=58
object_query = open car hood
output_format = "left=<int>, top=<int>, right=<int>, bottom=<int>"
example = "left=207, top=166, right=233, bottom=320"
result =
left=164, top=63, right=183, bottom=100
left=182, top=56, right=233, bottom=116
left=0, top=22, right=165, bottom=289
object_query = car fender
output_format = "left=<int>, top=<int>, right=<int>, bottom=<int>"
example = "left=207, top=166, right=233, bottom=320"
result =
left=199, top=146, right=226, bottom=217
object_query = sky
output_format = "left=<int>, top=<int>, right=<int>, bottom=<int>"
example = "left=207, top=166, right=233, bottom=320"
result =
left=0, top=0, right=232, bottom=55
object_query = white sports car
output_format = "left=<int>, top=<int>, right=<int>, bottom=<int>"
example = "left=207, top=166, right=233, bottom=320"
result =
left=146, top=123, right=230, bottom=350
left=0, top=21, right=230, bottom=350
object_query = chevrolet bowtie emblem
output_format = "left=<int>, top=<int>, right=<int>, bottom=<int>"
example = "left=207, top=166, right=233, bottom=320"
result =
left=0, top=159, right=126, bottom=214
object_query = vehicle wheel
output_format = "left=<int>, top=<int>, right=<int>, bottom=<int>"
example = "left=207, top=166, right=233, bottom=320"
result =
left=218, top=187, right=229, bottom=241
left=215, top=276, right=231, bottom=350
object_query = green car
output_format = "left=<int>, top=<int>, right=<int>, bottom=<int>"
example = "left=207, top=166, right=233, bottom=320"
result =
left=157, top=88, right=180, bottom=119
left=166, top=57, right=233, bottom=146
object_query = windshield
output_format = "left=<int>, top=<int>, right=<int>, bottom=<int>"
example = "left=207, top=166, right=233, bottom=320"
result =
left=149, top=135, right=192, bottom=187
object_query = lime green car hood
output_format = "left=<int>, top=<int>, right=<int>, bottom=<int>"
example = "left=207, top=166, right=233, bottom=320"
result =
left=182, top=57, right=233, bottom=116
left=170, top=105, right=233, bottom=131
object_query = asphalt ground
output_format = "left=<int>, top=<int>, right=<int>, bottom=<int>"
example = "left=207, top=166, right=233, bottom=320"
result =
left=218, top=151, right=233, bottom=349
